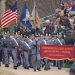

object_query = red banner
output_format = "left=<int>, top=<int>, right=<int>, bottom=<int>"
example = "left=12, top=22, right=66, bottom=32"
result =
left=40, top=45, right=75, bottom=60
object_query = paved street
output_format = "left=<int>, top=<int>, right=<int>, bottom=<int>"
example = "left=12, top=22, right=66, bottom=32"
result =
left=0, top=1, right=75, bottom=75
left=0, top=64, right=70, bottom=75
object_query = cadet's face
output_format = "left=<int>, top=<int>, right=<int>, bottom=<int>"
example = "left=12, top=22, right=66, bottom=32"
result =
left=30, top=36, right=33, bottom=40
left=4, top=34, right=8, bottom=37
left=58, top=35, right=62, bottom=38
left=52, top=36, right=56, bottom=39
left=15, top=34, right=18, bottom=38
left=19, top=35, right=22, bottom=39
left=23, top=37, right=26, bottom=41
left=41, top=36, right=44, bottom=39
left=35, top=37, right=39, bottom=41
left=29, top=36, right=33, bottom=39
left=45, top=36, right=49, bottom=40
left=26, top=38, right=28, bottom=41
left=49, top=36, right=52, bottom=39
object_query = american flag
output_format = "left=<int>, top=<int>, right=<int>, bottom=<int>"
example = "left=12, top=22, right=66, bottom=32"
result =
left=0, top=2, right=17, bottom=28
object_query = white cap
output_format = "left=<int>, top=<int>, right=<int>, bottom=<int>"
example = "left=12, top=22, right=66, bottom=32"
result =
left=46, top=33, right=48, bottom=36
left=27, top=36, right=29, bottom=38
left=15, top=32, right=18, bottom=35
left=49, top=34, right=51, bottom=36
left=45, top=20, right=50, bottom=23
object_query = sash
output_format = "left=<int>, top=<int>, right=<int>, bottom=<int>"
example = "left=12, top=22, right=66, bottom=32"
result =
left=23, top=41, right=30, bottom=49
left=43, top=40, right=47, bottom=44
left=57, top=38, right=63, bottom=45
left=29, top=39, right=33, bottom=43
left=10, top=36, right=19, bottom=46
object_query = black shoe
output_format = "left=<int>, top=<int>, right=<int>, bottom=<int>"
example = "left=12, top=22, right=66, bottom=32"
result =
left=48, top=67, right=50, bottom=70
left=27, top=67, right=29, bottom=69
left=24, top=67, right=26, bottom=69
left=42, top=64, right=44, bottom=67
left=5, top=64, right=9, bottom=67
left=44, top=68, right=48, bottom=71
left=58, top=67, right=62, bottom=70
left=37, top=68, right=41, bottom=71
left=34, top=69, right=36, bottom=72
left=30, top=65, right=33, bottom=68
left=14, top=66, right=17, bottom=69
left=17, top=63, right=20, bottom=67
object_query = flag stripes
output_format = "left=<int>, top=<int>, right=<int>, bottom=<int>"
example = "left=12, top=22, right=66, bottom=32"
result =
left=0, top=2, right=17, bottom=28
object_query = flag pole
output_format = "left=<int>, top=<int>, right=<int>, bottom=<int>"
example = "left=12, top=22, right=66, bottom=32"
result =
left=25, top=0, right=27, bottom=30
left=15, top=1, right=17, bottom=24
left=34, top=0, right=36, bottom=26
left=23, top=0, right=29, bottom=30
left=15, top=1, right=18, bottom=26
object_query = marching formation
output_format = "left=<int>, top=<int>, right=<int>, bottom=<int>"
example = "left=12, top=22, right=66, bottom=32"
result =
left=0, top=31, right=74, bottom=72
left=0, top=0, right=75, bottom=72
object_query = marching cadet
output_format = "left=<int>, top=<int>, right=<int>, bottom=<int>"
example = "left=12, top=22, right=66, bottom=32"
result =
left=50, top=34, right=57, bottom=66
left=26, top=35, right=34, bottom=68
left=31, top=35, right=41, bottom=71
left=41, top=34, right=51, bottom=70
left=2, top=32, right=11, bottom=67
left=48, top=34, right=55, bottom=45
left=40, top=34, right=45, bottom=68
left=10, top=32, right=19, bottom=69
left=64, top=33, right=75, bottom=45
left=14, top=32, right=23, bottom=67
left=48, top=34, right=57, bottom=67
left=54, top=33, right=65, bottom=69
left=21, top=35, right=30, bottom=69
left=17, top=33, right=24, bottom=66
left=40, top=34, right=44, bottom=40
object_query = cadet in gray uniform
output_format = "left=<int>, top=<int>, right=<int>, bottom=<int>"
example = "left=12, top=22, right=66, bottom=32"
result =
left=31, top=35, right=41, bottom=71
left=26, top=35, right=34, bottom=68
left=14, top=32, right=23, bottom=67
left=21, top=36, right=30, bottom=69
left=10, top=33, right=19, bottom=69
left=54, top=33, right=65, bottom=69
left=41, top=34, right=51, bottom=70
left=2, top=32, right=11, bottom=67
left=17, top=33, right=24, bottom=66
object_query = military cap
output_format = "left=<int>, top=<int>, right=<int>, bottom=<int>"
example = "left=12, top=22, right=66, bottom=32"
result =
left=35, top=35, right=39, bottom=37
left=45, top=33, right=49, bottom=36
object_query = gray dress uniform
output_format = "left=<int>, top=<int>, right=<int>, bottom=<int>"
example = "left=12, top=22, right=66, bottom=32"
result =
left=31, top=39, right=41, bottom=71
left=54, top=37, right=65, bottom=69
left=41, top=38, right=51, bottom=70
left=10, top=36, right=19, bottom=69
left=26, top=37, right=33, bottom=68
left=15, top=37, right=23, bottom=66
left=2, top=35, right=11, bottom=67
left=54, top=38, right=65, bottom=45
left=21, top=39, right=30, bottom=69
